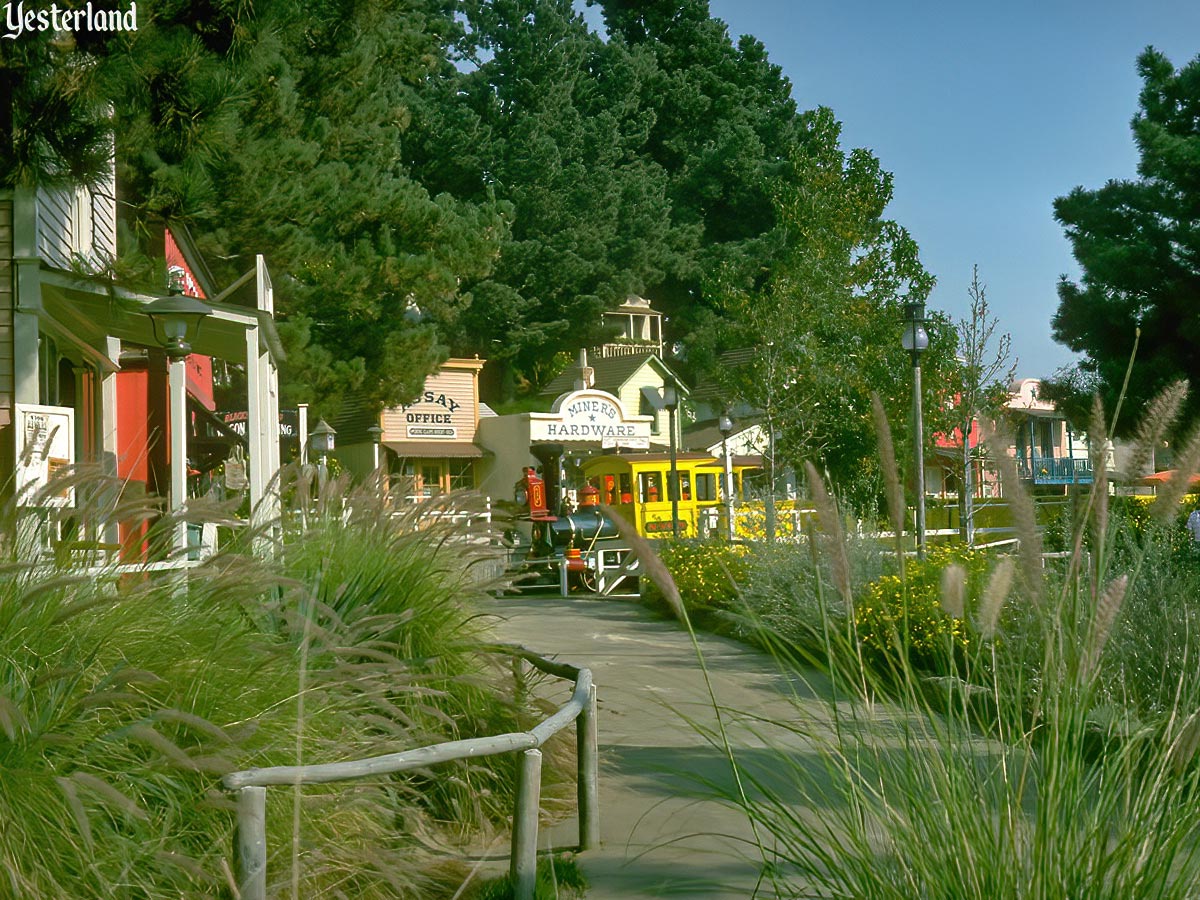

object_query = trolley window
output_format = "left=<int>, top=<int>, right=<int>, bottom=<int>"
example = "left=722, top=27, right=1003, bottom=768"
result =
left=639, top=471, right=664, bottom=503
left=669, top=472, right=691, bottom=502
left=694, top=472, right=717, bottom=502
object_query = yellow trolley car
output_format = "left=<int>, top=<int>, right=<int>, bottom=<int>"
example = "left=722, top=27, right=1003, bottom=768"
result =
left=580, top=452, right=759, bottom=540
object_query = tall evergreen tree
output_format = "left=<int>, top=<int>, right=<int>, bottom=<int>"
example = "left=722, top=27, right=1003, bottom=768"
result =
left=593, top=0, right=801, bottom=328
left=111, top=0, right=507, bottom=414
left=1, top=15, right=114, bottom=188
left=409, top=0, right=693, bottom=397
left=1051, top=48, right=1200, bottom=434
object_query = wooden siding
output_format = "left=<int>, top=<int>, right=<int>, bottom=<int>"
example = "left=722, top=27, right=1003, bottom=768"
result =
left=36, top=186, right=73, bottom=269
left=0, top=197, right=12, bottom=429
left=92, top=168, right=117, bottom=261
left=618, top=362, right=671, bottom=439
left=35, top=177, right=117, bottom=271
left=382, top=361, right=482, bottom=445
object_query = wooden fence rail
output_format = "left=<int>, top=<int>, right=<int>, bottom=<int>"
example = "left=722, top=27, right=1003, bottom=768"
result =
left=222, top=645, right=598, bottom=900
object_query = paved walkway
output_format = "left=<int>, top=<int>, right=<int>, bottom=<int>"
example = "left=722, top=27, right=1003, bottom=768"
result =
left=481, top=592, right=837, bottom=899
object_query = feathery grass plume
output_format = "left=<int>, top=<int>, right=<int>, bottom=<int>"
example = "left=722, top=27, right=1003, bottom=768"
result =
left=1089, top=393, right=1110, bottom=546
left=804, top=462, right=852, bottom=608
left=1081, top=574, right=1128, bottom=682
left=871, top=392, right=905, bottom=539
left=987, top=433, right=1042, bottom=593
left=1124, top=380, right=1189, bottom=483
left=975, top=557, right=1014, bottom=640
left=601, top=505, right=684, bottom=620
left=1153, top=420, right=1200, bottom=523
left=940, top=563, right=966, bottom=620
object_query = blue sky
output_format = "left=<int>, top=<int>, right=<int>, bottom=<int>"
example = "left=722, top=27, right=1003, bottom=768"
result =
left=699, top=0, right=1200, bottom=379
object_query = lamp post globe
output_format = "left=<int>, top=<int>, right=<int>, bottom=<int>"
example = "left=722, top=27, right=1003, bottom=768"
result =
left=145, top=291, right=214, bottom=360
left=309, top=418, right=337, bottom=455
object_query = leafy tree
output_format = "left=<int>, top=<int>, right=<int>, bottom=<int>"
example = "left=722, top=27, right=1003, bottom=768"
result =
left=949, top=266, right=1015, bottom=544
left=110, top=0, right=507, bottom=414
left=1051, top=47, right=1200, bottom=435
left=697, top=108, right=953, bottom=518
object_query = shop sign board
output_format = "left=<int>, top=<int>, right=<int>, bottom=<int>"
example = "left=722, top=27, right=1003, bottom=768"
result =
left=15, top=403, right=75, bottom=507
left=531, top=389, right=652, bottom=445
left=398, top=388, right=465, bottom=440
left=218, top=409, right=300, bottom=458
left=407, top=425, right=457, bottom=439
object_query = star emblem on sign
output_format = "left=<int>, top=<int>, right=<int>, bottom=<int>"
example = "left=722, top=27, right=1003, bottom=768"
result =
left=589, top=414, right=596, bottom=422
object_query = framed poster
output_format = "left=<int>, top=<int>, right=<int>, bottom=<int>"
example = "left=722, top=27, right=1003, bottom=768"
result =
left=15, top=403, right=75, bottom=508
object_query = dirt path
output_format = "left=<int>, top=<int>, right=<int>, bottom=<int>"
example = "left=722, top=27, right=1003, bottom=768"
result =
left=481, top=593, right=835, bottom=899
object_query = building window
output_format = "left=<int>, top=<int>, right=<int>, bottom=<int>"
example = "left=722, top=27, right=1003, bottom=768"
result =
left=669, top=471, right=691, bottom=502
left=421, top=463, right=443, bottom=497
left=639, top=393, right=660, bottom=434
left=392, top=460, right=418, bottom=500
left=448, top=459, right=474, bottom=492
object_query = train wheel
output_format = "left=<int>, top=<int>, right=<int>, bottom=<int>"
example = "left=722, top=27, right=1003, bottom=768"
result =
left=580, top=568, right=599, bottom=593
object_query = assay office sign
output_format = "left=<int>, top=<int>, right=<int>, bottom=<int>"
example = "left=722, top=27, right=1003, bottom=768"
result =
left=402, top=390, right=460, bottom=439
left=530, top=389, right=651, bottom=447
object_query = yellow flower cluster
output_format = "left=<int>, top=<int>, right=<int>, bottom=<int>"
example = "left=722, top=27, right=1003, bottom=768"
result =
left=854, top=547, right=985, bottom=667
left=646, top=540, right=752, bottom=612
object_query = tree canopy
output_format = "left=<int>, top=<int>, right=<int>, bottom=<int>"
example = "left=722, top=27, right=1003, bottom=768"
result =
left=110, top=0, right=507, bottom=414
left=1051, top=47, right=1200, bottom=434
left=20, top=0, right=948, bottom=475
left=0, top=17, right=114, bottom=188
left=693, top=107, right=953, bottom=512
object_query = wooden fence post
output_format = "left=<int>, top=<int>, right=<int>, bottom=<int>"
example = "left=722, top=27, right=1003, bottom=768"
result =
left=511, top=748, right=542, bottom=900
left=578, top=681, right=600, bottom=851
left=236, top=785, right=268, bottom=900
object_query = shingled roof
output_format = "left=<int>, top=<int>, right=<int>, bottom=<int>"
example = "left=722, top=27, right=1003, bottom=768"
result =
left=690, top=347, right=757, bottom=401
left=539, top=352, right=687, bottom=399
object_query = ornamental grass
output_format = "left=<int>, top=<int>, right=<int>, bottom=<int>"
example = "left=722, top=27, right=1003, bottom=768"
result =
left=0, top=465, right=531, bottom=899
left=644, top=382, right=1200, bottom=898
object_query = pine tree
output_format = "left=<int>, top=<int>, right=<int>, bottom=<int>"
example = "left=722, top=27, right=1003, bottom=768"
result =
left=1052, top=48, right=1200, bottom=433
left=112, top=0, right=507, bottom=414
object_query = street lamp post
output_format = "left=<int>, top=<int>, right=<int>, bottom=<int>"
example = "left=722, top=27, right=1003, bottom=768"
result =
left=368, top=424, right=384, bottom=471
left=901, top=300, right=930, bottom=558
left=309, top=418, right=336, bottom=490
left=663, top=383, right=681, bottom=539
left=145, top=290, right=213, bottom=556
left=719, top=409, right=736, bottom=542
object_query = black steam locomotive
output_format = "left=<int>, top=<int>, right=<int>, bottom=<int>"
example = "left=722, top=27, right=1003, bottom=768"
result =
left=511, top=468, right=638, bottom=594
